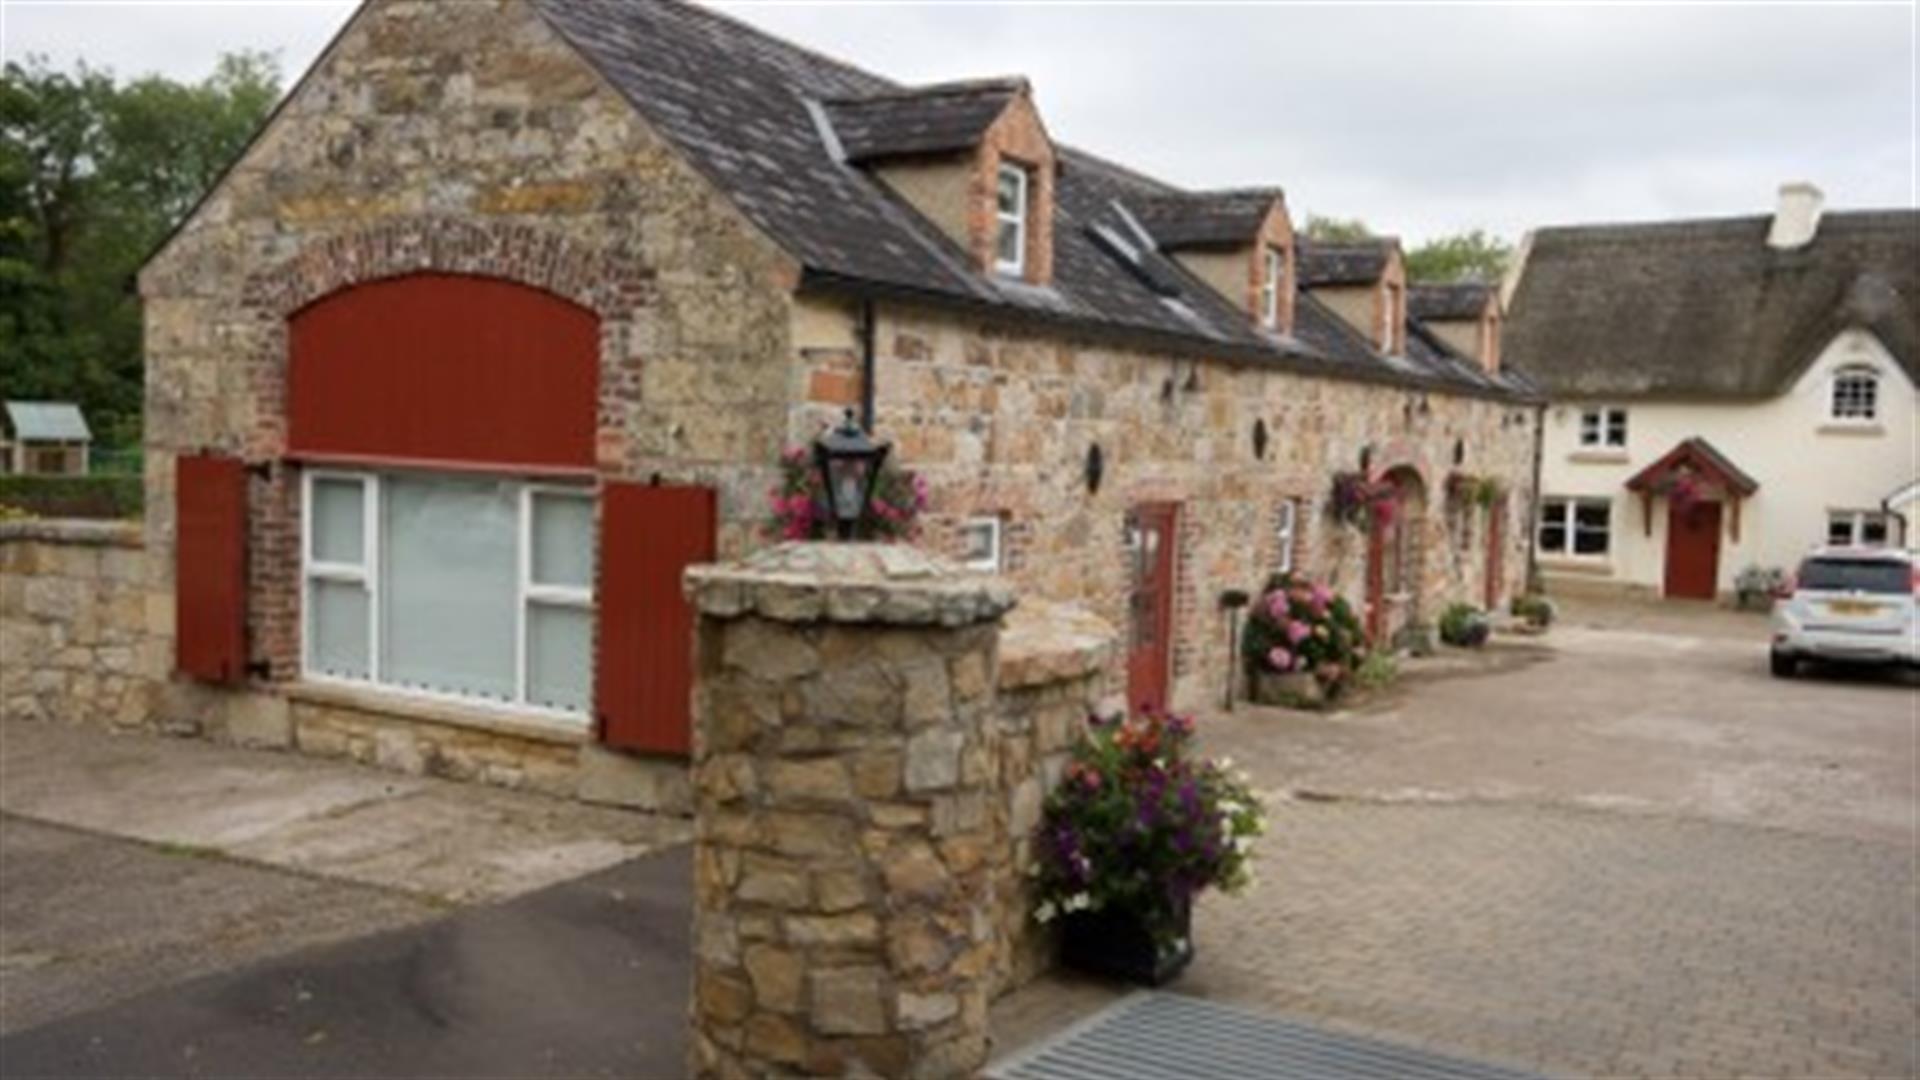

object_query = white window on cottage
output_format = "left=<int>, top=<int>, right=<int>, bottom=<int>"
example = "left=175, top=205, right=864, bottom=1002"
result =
left=994, top=162, right=1030, bottom=277
left=1538, top=497, right=1611, bottom=557
left=1577, top=407, right=1628, bottom=449
left=960, top=515, right=1003, bottom=573
left=301, top=470, right=596, bottom=719
left=1274, top=499, right=1297, bottom=573
left=1826, top=510, right=1894, bottom=548
left=1260, top=247, right=1284, bottom=329
left=1829, top=366, right=1880, bottom=422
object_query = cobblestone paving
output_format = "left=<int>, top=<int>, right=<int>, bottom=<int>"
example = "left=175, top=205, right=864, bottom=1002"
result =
left=994, top=800, right=1917, bottom=1079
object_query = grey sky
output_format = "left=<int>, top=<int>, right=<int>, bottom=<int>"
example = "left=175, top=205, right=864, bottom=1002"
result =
left=5, top=0, right=1913, bottom=244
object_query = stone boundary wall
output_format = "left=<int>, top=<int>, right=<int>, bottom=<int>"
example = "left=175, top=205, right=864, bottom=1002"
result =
left=0, top=520, right=164, bottom=729
left=991, top=600, right=1115, bottom=997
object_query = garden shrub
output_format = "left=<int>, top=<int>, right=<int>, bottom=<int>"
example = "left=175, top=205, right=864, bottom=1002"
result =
left=1241, top=571, right=1368, bottom=695
left=1355, top=650, right=1399, bottom=689
left=0, top=475, right=143, bottom=520
left=1438, top=602, right=1491, bottom=647
left=1509, top=593, right=1556, bottom=628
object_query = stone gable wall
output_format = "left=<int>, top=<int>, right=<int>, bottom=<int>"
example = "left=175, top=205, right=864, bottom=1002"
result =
left=790, top=295, right=1538, bottom=710
left=134, top=0, right=796, bottom=783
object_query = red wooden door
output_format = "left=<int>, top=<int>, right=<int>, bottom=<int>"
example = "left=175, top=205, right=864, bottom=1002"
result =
left=1126, top=504, right=1178, bottom=713
left=596, top=483, right=716, bottom=754
left=1484, top=495, right=1506, bottom=610
left=1364, top=519, right=1386, bottom=644
left=1664, top=500, right=1722, bottom=600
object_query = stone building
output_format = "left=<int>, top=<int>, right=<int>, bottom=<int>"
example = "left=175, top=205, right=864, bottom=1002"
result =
left=132, top=0, right=1539, bottom=804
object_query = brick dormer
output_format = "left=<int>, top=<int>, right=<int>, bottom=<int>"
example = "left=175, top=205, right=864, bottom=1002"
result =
left=1409, top=283, right=1503, bottom=373
left=1298, top=238, right=1406, bottom=356
left=822, top=78, right=1056, bottom=287
left=1131, top=189, right=1296, bottom=335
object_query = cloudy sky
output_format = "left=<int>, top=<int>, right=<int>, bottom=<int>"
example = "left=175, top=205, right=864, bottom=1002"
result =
left=5, top=0, right=1913, bottom=244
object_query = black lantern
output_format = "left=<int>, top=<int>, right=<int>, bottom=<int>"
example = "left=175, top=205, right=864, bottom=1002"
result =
left=813, top=409, right=891, bottom=541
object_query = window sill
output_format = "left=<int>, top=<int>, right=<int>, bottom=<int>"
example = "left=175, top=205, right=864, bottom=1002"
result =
left=1817, top=422, right=1884, bottom=436
left=1567, top=450, right=1628, bottom=464
left=1539, top=557, right=1613, bottom=576
left=284, top=680, right=591, bottom=747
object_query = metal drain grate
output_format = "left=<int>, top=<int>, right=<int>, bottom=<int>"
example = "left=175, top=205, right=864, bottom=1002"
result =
left=986, top=992, right=1542, bottom=1080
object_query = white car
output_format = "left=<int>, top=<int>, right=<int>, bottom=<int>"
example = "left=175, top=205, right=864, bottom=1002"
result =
left=1770, top=547, right=1918, bottom=676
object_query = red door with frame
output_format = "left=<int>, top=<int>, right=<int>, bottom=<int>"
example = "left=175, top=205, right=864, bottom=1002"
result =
left=1126, top=503, right=1178, bottom=713
left=1484, top=495, right=1506, bottom=610
left=1664, top=500, right=1722, bottom=600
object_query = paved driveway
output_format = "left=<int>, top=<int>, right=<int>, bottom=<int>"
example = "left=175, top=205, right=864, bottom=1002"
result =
left=993, top=598, right=1917, bottom=1079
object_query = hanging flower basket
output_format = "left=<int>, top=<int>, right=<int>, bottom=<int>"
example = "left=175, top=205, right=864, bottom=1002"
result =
left=1328, top=471, right=1396, bottom=530
left=1447, top=471, right=1503, bottom=509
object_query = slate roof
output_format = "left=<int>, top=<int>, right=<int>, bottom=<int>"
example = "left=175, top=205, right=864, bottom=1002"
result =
left=821, top=79, right=1025, bottom=162
left=1297, top=241, right=1392, bottom=287
left=1408, top=282, right=1492, bottom=321
left=2, top=401, right=91, bottom=442
left=1131, top=189, right=1283, bottom=250
left=525, top=0, right=1531, bottom=400
left=1504, top=211, right=1920, bottom=399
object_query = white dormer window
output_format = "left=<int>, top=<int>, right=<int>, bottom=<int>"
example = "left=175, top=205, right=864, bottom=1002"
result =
left=1830, top=366, right=1879, bottom=422
left=1260, top=247, right=1284, bottom=329
left=994, top=163, right=1030, bottom=276
left=1579, top=406, right=1628, bottom=449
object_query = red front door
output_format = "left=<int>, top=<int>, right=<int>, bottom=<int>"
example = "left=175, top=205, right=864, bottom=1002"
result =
left=1664, top=500, right=1722, bottom=600
left=1484, top=495, right=1506, bottom=610
left=1126, top=504, right=1178, bottom=713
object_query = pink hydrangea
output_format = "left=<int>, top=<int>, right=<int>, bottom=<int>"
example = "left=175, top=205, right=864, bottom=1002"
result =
left=1265, top=593, right=1290, bottom=622
left=1285, top=620, right=1311, bottom=645
left=1267, top=646, right=1295, bottom=672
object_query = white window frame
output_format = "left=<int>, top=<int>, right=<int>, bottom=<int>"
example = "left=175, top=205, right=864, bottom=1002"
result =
left=1260, top=247, right=1283, bottom=329
left=960, top=515, right=1004, bottom=573
left=1274, top=499, right=1297, bottom=574
left=993, top=162, right=1029, bottom=277
left=1578, top=406, right=1628, bottom=449
left=1828, top=366, right=1880, bottom=423
left=1537, top=496, right=1612, bottom=559
left=1826, top=509, right=1894, bottom=548
left=299, top=468, right=595, bottom=722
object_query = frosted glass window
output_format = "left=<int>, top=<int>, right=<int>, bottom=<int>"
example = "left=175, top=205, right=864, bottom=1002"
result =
left=526, top=603, right=592, bottom=712
left=310, top=579, right=369, bottom=679
left=311, top=478, right=365, bottom=565
left=381, top=475, right=518, bottom=703
left=531, top=491, right=594, bottom=589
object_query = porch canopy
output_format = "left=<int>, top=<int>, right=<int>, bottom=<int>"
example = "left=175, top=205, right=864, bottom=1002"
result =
left=1625, top=436, right=1759, bottom=540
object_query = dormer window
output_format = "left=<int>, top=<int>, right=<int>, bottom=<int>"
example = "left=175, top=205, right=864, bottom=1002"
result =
left=994, top=162, right=1030, bottom=276
left=1830, top=366, right=1879, bottom=422
left=1260, top=246, right=1284, bottom=329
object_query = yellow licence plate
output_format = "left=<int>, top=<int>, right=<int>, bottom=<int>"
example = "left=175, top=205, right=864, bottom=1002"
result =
left=1825, top=600, right=1881, bottom=616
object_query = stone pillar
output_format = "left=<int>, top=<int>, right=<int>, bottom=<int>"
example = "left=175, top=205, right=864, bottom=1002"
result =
left=685, top=543, right=1017, bottom=1079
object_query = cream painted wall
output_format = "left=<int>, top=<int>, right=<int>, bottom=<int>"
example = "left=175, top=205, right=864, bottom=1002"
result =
left=1537, top=328, right=1915, bottom=595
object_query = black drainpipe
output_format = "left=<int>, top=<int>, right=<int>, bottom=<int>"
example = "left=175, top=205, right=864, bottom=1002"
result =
left=1525, top=402, right=1546, bottom=593
left=858, top=298, right=877, bottom=432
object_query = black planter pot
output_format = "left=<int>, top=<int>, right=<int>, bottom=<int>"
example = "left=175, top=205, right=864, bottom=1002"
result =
left=1058, top=901, right=1193, bottom=986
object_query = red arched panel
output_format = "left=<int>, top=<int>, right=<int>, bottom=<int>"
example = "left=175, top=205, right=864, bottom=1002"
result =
left=289, top=273, right=598, bottom=470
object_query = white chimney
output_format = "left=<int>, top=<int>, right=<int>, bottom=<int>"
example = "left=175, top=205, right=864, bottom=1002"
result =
left=1767, top=181, right=1824, bottom=249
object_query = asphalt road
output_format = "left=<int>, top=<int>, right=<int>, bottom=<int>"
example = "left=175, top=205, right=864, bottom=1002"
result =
left=0, top=836, right=691, bottom=1079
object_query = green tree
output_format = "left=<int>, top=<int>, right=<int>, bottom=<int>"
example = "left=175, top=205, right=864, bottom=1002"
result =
left=1405, top=229, right=1512, bottom=284
left=0, top=52, right=280, bottom=449
left=1300, top=214, right=1374, bottom=244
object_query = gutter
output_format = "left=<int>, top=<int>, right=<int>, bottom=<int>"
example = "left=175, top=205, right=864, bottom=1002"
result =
left=858, top=298, right=877, bottom=432
left=1525, top=402, right=1547, bottom=593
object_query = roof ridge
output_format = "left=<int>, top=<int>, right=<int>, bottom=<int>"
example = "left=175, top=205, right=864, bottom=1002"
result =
left=823, top=76, right=1028, bottom=105
left=669, top=0, right=903, bottom=93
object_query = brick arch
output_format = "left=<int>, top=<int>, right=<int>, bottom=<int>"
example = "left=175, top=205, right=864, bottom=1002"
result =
left=242, top=217, right=649, bottom=321
left=1365, top=437, right=1431, bottom=488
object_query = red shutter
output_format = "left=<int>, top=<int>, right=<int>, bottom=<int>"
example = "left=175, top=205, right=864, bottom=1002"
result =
left=175, top=453, right=248, bottom=683
left=596, top=483, right=716, bottom=754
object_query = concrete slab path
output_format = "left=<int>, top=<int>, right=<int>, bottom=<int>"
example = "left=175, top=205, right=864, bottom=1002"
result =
left=0, top=721, right=690, bottom=903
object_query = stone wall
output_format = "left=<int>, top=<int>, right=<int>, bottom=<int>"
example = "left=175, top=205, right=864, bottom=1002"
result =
left=0, top=521, right=165, bottom=729
left=790, top=294, right=1539, bottom=711
left=991, top=600, right=1115, bottom=996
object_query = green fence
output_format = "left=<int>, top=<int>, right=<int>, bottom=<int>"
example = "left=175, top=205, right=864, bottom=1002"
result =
left=0, top=475, right=144, bottom=520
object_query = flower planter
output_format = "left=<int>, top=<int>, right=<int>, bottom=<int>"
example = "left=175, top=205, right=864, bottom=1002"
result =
left=1249, top=669, right=1325, bottom=709
left=1059, top=901, right=1193, bottom=986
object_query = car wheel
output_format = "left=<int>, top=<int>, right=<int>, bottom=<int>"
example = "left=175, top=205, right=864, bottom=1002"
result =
left=1770, top=651, right=1797, bottom=678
